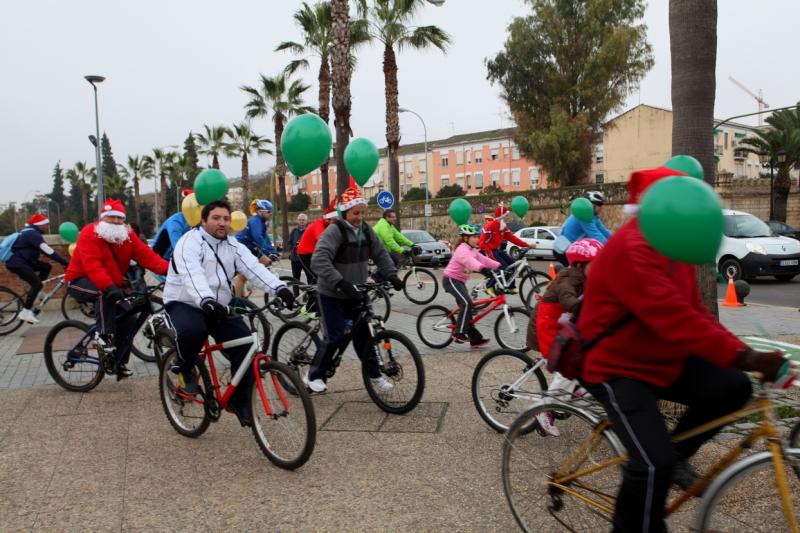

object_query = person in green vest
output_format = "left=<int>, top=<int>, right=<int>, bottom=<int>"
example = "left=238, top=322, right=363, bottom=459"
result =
left=373, top=209, right=415, bottom=267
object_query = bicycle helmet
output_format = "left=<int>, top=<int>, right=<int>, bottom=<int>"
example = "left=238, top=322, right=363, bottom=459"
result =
left=584, top=191, right=605, bottom=206
left=566, top=238, right=604, bottom=265
left=255, top=199, right=273, bottom=213
left=459, top=224, right=480, bottom=236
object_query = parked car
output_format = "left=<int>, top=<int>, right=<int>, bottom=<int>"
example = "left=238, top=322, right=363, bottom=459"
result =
left=717, top=210, right=800, bottom=281
left=503, top=226, right=561, bottom=260
left=401, top=230, right=452, bottom=266
left=767, top=220, right=800, bottom=241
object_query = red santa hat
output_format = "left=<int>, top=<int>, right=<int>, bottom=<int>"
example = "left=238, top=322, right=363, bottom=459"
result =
left=182, top=189, right=193, bottom=198
left=624, top=167, right=687, bottom=215
left=26, top=213, right=49, bottom=226
left=494, top=204, right=510, bottom=219
left=99, top=198, right=127, bottom=219
left=323, top=197, right=338, bottom=219
left=338, top=185, right=367, bottom=212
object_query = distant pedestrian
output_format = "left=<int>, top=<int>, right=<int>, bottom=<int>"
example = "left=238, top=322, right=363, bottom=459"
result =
left=287, top=213, right=309, bottom=292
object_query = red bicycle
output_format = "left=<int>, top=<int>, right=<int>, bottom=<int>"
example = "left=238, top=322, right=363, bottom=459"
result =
left=416, top=274, right=529, bottom=351
left=157, top=302, right=316, bottom=470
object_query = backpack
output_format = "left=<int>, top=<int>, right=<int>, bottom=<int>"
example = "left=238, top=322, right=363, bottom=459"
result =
left=0, top=232, right=21, bottom=262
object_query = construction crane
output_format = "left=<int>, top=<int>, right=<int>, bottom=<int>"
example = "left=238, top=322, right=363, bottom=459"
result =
left=728, top=76, right=769, bottom=126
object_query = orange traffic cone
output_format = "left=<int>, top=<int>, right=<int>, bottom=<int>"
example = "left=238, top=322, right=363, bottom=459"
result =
left=721, top=276, right=744, bottom=307
left=548, top=263, right=557, bottom=279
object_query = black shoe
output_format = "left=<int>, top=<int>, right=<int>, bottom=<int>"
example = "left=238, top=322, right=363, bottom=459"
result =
left=672, top=461, right=701, bottom=494
left=116, top=364, right=133, bottom=381
left=470, top=338, right=491, bottom=349
left=229, top=402, right=253, bottom=427
left=452, top=332, right=469, bottom=344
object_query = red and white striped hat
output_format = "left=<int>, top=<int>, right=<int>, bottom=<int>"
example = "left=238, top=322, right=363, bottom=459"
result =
left=26, top=213, right=49, bottom=226
left=100, top=198, right=127, bottom=219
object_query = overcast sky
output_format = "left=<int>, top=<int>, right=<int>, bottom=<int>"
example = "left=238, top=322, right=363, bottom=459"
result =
left=2, top=0, right=798, bottom=205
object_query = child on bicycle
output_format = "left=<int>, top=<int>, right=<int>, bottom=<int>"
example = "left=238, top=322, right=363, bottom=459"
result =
left=479, top=204, right=533, bottom=296
left=531, top=238, right=603, bottom=436
left=442, top=224, right=501, bottom=348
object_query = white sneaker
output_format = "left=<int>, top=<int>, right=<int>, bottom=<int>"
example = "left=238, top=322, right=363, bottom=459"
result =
left=370, top=376, right=395, bottom=393
left=535, top=411, right=560, bottom=437
left=303, top=372, right=327, bottom=393
left=18, top=308, right=39, bottom=324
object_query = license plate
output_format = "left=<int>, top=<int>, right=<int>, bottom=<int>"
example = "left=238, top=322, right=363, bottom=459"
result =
left=780, top=259, right=799, bottom=266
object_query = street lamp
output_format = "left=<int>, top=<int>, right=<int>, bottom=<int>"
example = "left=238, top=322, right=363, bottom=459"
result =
left=399, top=107, right=430, bottom=230
left=84, top=75, right=105, bottom=213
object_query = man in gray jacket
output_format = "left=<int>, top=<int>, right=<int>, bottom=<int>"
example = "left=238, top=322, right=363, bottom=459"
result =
left=305, top=186, right=403, bottom=393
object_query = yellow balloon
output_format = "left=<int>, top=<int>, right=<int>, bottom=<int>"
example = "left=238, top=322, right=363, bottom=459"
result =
left=230, top=210, right=248, bottom=232
left=181, top=193, right=202, bottom=227
left=68, top=243, right=77, bottom=256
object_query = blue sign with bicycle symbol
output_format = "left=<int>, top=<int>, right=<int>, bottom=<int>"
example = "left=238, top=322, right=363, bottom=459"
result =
left=377, top=191, right=394, bottom=209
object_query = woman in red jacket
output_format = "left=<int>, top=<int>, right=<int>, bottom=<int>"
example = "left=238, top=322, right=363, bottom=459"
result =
left=480, top=204, right=532, bottom=295
left=66, top=199, right=168, bottom=378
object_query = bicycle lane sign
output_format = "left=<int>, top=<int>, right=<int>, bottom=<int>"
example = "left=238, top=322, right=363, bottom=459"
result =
left=377, top=191, right=394, bottom=209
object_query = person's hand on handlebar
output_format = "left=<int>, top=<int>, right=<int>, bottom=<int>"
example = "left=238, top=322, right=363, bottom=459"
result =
left=336, top=280, right=363, bottom=301
left=201, top=298, right=229, bottom=322
left=387, top=274, right=403, bottom=292
left=734, top=347, right=789, bottom=383
left=276, top=287, right=296, bottom=309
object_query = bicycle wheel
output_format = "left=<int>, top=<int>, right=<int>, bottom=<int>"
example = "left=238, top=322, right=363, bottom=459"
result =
left=494, top=306, right=530, bottom=351
left=502, top=403, right=624, bottom=532
left=61, top=291, right=96, bottom=322
left=131, top=297, right=163, bottom=363
left=416, top=304, right=454, bottom=349
left=241, top=298, right=270, bottom=353
left=362, top=330, right=425, bottom=414
left=251, top=359, right=317, bottom=470
left=263, top=276, right=302, bottom=321
left=368, top=286, right=391, bottom=322
left=43, top=320, right=105, bottom=392
left=271, top=320, right=321, bottom=395
left=696, top=449, right=800, bottom=532
left=158, top=349, right=211, bottom=438
left=0, top=287, right=22, bottom=336
left=152, top=327, right=176, bottom=370
left=471, top=349, right=547, bottom=432
left=402, top=268, right=438, bottom=305
left=518, top=271, right=551, bottom=310
left=525, top=280, right=550, bottom=310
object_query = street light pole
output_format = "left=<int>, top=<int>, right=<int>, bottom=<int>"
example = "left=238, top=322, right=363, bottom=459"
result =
left=85, top=75, right=105, bottom=213
left=399, top=107, right=429, bottom=230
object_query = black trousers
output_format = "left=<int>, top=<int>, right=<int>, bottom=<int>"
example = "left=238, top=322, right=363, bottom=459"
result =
left=165, top=301, right=254, bottom=410
left=7, top=261, right=51, bottom=309
left=553, top=250, right=569, bottom=267
left=442, top=276, right=481, bottom=340
left=290, top=259, right=305, bottom=295
left=585, top=356, right=752, bottom=533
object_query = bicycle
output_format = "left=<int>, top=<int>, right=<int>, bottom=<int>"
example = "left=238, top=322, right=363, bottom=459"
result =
left=416, top=273, right=529, bottom=351
left=0, top=273, right=85, bottom=335
left=469, top=250, right=551, bottom=311
left=396, top=250, right=439, bottom=305
left=271, top=282, right=425, bottom=414
left=43, top=285, right=162, bottom=392
left=158, top=300, right=316, bottom=470
left=501, top=374, right=800, bottom=532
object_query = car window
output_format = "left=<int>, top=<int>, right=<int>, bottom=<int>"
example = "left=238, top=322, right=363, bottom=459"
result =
left=724, top=214, right=772, bottom=238
left=521, top=229, right=535, bottom=238
left=538, top=230, right=555, bottom=240
left=403, top=231, right=435, bottom=243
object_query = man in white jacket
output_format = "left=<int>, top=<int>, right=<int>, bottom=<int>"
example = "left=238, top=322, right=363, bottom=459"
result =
left=164, top=199, right=294, bottom=427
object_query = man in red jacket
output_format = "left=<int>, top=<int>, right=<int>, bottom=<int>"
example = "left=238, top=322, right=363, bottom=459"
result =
left=480, top=204, right=532, bottom=294
left=577, top=167, right=786, bottom=533
left=293, top=198, right=337, bottom=318
left=66, top=198, right=168, bottom=378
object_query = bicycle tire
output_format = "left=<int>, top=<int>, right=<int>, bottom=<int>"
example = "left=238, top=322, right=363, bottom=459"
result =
left=494, top=306, right=530, bottom=351
left=369, top=286, right=391, bottom=323
left=361, top=330, right=425, bottom=414
left=696, top=448, right=800, bottom=532
left=263, top=276, right=302, bottom=321
left=60, top=291, right=97, bottom=322
left=471, top=349, right=547, bottom=433
left=416, top=304, right=454, bottom=349
left=251, top=359, right=317, bottom=470
left=43, top=320, right=105, bottom=392
left=524, top=280, right=550, bottom=310
left=518, top=270, right=552, bottom=310
left=0, top=287, right=23, bottom=336
left=153, top=327, right=176, bottom=370
left=271, top=320, right=321, bottom=395
left=158, top=349, right=211, bottom=438
left=241, top=298, right=271, bottom=353
left=402, top=267, right=438, bottom=305
left=131, top=296, right=163, bottom=363
left=790, top=420, right=800, bottom=479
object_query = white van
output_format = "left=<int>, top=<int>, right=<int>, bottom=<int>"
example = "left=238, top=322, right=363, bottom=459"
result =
left=716, top=209, right=800, bottom=281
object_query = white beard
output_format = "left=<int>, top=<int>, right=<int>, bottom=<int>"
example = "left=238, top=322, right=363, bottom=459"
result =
left=95, top=220, right=130, bottom=244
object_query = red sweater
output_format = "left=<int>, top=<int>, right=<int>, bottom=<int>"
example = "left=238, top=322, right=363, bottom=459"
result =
left=296, top=217, right=329, bottom=255
left=65, top=222, right=168, bottom=291
left=479, top=219, right=529, bottom=255
left=578, top=219, right=745, bottom=388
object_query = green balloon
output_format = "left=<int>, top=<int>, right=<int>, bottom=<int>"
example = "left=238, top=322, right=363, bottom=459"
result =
left=58, top=222, right=79, bottom=243
left=571, top=197, right=594, bottom=223
left=639, top=176, right=723, bottom=264
left=344, top=138, right=379, bottom=187
left=664, top=155, right=703, bottom=180
left=448, top=198, right=472, bottom=225
left=280, top=113, right=332, bottom=177
left=194, top=168, right=229, bottom=204
left=510, top=196, right=529, bottom=218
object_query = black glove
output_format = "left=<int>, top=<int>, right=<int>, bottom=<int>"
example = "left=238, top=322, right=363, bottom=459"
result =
left=481, top=268, right=493, bottom=277
left=201, top=298, right=229, bottom=322
left=387, top=274, right=403, bottom=292
left=734, top=347, right=787, bottom=382
left=336, top=279, right=362, bottom=301
left=105, top=285, right=125, bottom=303
left=268, top=254, right=280, bottom=262
left=276, top=287, right=296, bottom=309
left=402, top=247, right=413, bottom=256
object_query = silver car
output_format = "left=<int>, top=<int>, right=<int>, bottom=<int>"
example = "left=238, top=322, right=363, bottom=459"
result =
left=402, top=230, right=452, bottom=266
left=504, top=226, right=561, bottom=259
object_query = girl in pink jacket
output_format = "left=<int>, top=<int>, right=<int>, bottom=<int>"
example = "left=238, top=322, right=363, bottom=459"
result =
left=443, top=224, right=501, bottom=347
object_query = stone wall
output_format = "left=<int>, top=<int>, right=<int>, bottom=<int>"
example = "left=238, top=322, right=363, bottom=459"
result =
left=716, top=176, right=800, bottom=226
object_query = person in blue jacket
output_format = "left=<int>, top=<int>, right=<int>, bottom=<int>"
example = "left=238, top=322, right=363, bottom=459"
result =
left=236, top=199, right=279, bottom=263
left=553, top=191, right=612, bottom=266
left=151, top=189, right=195, bottom=261
left=6, top=213, right=69, bottom=324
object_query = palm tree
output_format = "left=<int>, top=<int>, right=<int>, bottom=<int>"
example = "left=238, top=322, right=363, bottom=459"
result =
left=118, top=155, right=152, bottom=228
left=149, top=148, right=171, bottom=223
left=104, top=173, right=129, bottom=200
left=224, top=122, right=273, bottom=209
left=357, top=0, right=450, bottom=221
left=195, top=125, right=231, bottom=169
left=669, top=0, right=717, bottom=313
left=66, top=162, right=95, bottom=225
left=330, top=0, right=354, bottom=195
left=276, top=1, right=370, bottom=206
left=241, top=72, right=315, bottom=244
left=161, top=151, right=186, bottom=214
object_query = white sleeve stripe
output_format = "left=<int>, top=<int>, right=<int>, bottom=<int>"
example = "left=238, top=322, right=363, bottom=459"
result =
left=39, top=243, right=55, bottom=255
